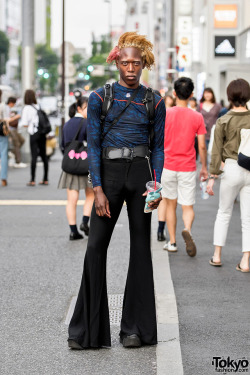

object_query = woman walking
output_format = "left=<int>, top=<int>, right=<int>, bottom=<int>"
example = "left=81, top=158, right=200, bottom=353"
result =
left=0, top=89, right=9, bottom=186
left=207, top=79, right=250, bottom=272
left=58, top=96, right=94, bottom=240
left=19, top=89, right=49, bottom=186
left=198, top=87, right=221, bottom=148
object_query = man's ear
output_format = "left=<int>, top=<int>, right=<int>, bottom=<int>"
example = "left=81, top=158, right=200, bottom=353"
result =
left=189, top=92, right=194, bottom=99
left=115, top=58, right=119, bottom=69
left=173, top=90, right=177, bottom=98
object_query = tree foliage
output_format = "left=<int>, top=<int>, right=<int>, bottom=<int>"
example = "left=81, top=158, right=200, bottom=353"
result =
left=0, top=31, right=10, bottom=75
left=35, top=44, right=59, bottom=94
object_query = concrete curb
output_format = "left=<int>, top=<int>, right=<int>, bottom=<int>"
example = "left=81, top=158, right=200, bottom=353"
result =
left=152, top=238, right=184, bottom=375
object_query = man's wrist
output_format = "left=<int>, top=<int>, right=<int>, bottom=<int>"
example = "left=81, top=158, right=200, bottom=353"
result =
left=93, top=186, right=103, bottom=193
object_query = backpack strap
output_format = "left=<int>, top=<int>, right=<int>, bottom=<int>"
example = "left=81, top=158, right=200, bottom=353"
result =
left=101, top=85, right=140, bottom=141
left=142, top=87, right=155, bottom=145
left=100, top=83, right=114, bottom=126
left=143, top=88, right=155, bottom=125
left=73, top=118, right=85, bottom=141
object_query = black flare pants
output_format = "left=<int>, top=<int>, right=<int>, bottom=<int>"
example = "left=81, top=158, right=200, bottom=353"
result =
left=68, top=157, right=157, bottom=348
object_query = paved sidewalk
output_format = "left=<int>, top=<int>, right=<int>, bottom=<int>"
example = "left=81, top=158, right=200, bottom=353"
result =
left=0, top=152, right=183, bottom=375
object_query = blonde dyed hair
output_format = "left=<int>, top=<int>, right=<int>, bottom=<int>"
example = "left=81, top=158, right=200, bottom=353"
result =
left=106, top=32, right=155, bottom=70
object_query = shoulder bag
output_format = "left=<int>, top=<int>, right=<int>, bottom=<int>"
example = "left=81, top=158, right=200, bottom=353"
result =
left=0, top=121, right=10, bottom=136
left=238, top=128, right=250, bottom=171
left=62, top=119, right=89, bottom=175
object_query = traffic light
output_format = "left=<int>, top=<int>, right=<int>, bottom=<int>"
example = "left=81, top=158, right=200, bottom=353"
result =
left=87, top=65, right=94, bottom=72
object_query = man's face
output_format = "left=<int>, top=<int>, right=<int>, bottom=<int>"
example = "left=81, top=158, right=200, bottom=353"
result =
left=9, top=102, right=15, bottom=108
left=116, top=47, right=144, bottom=88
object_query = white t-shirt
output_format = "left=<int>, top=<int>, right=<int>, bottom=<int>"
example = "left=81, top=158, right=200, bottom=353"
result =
left=19, top=104, right=39, bottom=135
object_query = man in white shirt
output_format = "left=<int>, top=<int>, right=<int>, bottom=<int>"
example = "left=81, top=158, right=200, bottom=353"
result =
left=5, top=97, right=26, bottom=168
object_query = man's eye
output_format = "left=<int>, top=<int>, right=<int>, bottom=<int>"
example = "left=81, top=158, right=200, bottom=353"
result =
left=134, top=62, right=140, bottom=66
left=122, top=62, right=128, bottom=66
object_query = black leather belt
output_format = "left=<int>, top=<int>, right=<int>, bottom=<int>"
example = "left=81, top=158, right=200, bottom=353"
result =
left=102, top=145, right=150, bottom=160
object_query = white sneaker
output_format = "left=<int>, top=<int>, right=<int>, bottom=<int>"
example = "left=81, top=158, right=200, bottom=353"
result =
left=163, top=241, right=178, bottom=252
left=14, top=162, right=27, bottom=168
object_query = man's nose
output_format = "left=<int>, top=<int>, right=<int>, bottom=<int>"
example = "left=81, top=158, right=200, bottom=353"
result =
left=127, top=63, right=135, bottom=71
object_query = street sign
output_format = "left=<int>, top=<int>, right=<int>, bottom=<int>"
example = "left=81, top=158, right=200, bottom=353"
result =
left=214, top=36, right=236, bottom=57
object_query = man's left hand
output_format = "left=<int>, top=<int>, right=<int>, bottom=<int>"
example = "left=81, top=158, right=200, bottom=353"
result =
left=142, top=191, right=162, bottom=210
left=199, top=167, right=208, bottom=181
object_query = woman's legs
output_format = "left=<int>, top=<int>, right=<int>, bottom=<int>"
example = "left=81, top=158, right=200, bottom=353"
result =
left=66, top=189, right=79, bottom=225
left=83, top=187, right=94, bottom=217
left=30, top=134, right=39, bottom=182
left=212, top=161, right=244, bottom=263
left=38, top=135, right=48, bottom=182
left=80, top=187, right=94, bottom=235
left=0, top=136, right=8, bottom=181
left=157, top=199, right=167, bottom=240
left=239, top=182, right=250, bottom=270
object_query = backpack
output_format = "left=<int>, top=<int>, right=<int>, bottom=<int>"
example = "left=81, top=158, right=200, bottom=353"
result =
left=100, top=83, right=156, bottom=145
left=32, top=105, right=52, bottom=135
left=238, top=128, right=250, bottom=171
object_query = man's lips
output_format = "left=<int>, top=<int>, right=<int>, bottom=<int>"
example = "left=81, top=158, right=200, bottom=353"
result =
left=126, top=76, right=136, bottom=79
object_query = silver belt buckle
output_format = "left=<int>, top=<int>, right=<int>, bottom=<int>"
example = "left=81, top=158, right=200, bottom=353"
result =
left=122, top=147, right=134, bottom=160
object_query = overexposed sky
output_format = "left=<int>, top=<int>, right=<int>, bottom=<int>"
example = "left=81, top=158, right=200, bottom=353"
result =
left=51, top=0, right=126, bottom=54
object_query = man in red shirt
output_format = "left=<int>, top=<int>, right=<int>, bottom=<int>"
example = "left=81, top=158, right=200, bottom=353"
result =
left=162, top=77, right=208, bottom=256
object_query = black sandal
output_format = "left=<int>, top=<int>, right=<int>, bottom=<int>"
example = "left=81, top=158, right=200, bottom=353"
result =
left=39, top=181, right=49, bottom=185
left=236, top=264, right=250, bottom=273
left=27, top=181, right=36, bottom=186
left=209, top=257, right=222, bottom=267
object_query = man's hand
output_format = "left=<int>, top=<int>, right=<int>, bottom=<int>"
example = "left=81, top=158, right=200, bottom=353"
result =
left=93, top=186, right=111, bottom=218
left=199, top=167, right=208, bottom=181
left=142, top=191, right=162, bottom=210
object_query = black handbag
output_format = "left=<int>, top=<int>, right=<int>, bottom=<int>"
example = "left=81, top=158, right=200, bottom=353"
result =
left=62, top=119, right=89, bottom=175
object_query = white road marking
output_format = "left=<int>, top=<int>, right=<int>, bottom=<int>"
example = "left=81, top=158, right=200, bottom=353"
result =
left=0, top=200, right=85, bottom=206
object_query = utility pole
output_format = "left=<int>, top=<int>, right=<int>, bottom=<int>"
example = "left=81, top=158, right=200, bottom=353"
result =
left=21, top=0, right=35, bottom=93
left=104, top=0, right=112, bottom=47
left=61, top=0, right=65, bottom=128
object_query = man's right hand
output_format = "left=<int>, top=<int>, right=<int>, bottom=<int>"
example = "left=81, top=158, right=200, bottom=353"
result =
left=93, top=186, right=111, bottom=218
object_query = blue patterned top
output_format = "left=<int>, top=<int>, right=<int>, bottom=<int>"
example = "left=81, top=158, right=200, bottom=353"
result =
left=87, top=81, right=165, bottom=187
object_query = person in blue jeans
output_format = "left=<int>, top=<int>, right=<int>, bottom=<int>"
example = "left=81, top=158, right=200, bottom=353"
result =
left=0, top=130, right=8, bottom=186
left=0, top=89, right=9, bottom=186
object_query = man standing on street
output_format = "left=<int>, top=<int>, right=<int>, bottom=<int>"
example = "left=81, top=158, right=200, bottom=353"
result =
left=68, top=32, right=166, bottom=349
left=4, top=97, right=26, bottom=168
left=162, top=77, right=208, bottom=256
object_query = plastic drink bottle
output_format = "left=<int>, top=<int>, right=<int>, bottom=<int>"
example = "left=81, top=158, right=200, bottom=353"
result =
left=200, top=178, right=209, bottom=200
left=144, top=181, right=162, bottom=213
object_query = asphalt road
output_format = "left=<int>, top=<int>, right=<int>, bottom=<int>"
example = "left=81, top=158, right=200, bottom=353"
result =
left=1, top=151, right=249, bottom=375
left=0, top=152, right=158, bottom=375
left=168, top=178, right=250, bottom=375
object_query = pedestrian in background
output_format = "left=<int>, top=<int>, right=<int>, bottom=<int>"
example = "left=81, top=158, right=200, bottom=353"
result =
left=207, top=78, right=250, bottom=272
left=4, top=97, right=26, bottom=168
left=164, top=94, right=175, bottom=108
left=0, top=89, right=9, bottom=186
left=157, top=93, right=176, bottom=241
left=161, top=77, right=207, bottom=255
left=198, top=87, right=221, bottom=148
left=189, top=97, right=197, bottom=111
left=58, top=96, right=94, bottom=240
left=19, top=89, right=49, bottom=186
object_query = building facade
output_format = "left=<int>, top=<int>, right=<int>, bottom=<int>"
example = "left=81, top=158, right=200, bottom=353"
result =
left=175, top=0, right=250, bottom=101
left=0, top=0, right=49, bottom=91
